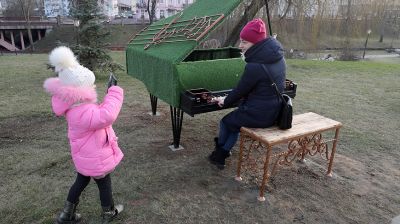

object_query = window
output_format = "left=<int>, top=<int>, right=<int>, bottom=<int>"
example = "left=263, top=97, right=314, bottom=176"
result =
left=160, top=10, right=165, bottom=18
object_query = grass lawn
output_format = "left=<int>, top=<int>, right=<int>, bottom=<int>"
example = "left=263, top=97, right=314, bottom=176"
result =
left=0, top=52, right=399, bottom=223
left=32, top=24, right=146, bottom=52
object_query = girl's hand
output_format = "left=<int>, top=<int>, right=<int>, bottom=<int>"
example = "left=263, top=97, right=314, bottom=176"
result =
left=107, top=73, right=118, bottom=88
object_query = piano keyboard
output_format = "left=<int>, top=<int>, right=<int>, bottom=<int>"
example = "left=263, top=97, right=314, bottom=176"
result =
left=180, top=79, right=297, bottom=116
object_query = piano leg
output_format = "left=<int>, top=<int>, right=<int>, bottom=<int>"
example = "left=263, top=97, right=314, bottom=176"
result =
left=169, top=106, right=184, bottom=150
left=150, top=93, right=158, bottom=116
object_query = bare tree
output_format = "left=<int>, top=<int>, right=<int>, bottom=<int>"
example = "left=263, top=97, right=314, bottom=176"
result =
left=339, top=0, right=354, bottom=60
left=5, top=0, right=36, bottom=51
left=310, top=0, right=328, bottom=50
left=224, top=0, right=267, bottom=46
left=19, top=0, right=35, bottom=51
left=147, top=0, right=157, bottom=24
left=277, top=0, right=293, bottom=20
left=377, top=0, right=394, bottom=42
left=389, top=12, right=400, bottom=48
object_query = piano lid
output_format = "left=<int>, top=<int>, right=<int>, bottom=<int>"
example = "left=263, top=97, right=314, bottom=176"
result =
left=126, top=0, right=242, bottom=64
left=126, top=0, right=244, bottom=108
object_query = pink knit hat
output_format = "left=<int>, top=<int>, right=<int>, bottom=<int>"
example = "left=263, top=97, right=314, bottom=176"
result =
left=240, top=18, right=268, bottom=44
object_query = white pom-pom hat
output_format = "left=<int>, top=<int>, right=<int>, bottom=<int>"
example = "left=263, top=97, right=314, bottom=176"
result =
left=49, top=46, right=95, bottom=87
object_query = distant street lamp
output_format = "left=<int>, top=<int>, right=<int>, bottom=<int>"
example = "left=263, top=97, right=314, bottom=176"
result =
left=362, top=29, right=372, bottom=59
left=73, top=19, right=80, bottom=45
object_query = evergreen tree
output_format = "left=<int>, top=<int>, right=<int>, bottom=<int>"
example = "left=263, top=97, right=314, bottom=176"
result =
left=70, top=0, right=123, bottom=73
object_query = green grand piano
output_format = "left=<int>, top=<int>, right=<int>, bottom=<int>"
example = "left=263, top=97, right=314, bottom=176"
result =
left=125, top=0, right=296, bottom=149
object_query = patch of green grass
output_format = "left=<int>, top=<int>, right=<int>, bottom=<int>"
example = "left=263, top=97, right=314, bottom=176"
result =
left=0, top=54, right=51, bottom=118
left=104, top=24, right=147, bottom=46
left=32, top=24, right=146, bottom=52
left=287, top=59, right=400, bottom=144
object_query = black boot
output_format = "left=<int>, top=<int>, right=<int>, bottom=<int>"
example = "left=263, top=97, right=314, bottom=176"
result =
left=102, top=204, right=124, bottom=224
left=208, top=137, right=221, bottom=161
left=56, top=201, right=81, bottom=224
left=209, top=137, right=232, bottom=161
left=209, top=147, right=231, bottom=170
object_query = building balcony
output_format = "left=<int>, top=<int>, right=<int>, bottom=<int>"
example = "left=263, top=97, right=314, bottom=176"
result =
left=136, top=3, right=147, bottom=8
left=167, top=5, right=182, bottom=10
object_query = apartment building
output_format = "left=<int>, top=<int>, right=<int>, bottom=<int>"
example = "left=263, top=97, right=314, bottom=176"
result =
left=38, top=0, right=192, bottom=20
left=44, top=0, right=70, bottom=17
left=99, top=0, right=119, bottom=18
left=118, top=0, right=137, bottom=12
left=136, top=0, right=195, bottom=20
left=99, top=0, right=139, bottom=18
left=0, top=0, right=8, bottom=16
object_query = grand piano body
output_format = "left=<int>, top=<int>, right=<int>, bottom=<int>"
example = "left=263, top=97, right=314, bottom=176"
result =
left=125, top=0, right=296, bottom=149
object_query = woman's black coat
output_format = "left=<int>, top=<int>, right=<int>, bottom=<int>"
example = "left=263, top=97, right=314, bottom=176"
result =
left=222, top=37, right=286, bottom=132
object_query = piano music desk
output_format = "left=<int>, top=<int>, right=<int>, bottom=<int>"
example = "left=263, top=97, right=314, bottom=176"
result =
left=235, top=112, right=342, bottom=201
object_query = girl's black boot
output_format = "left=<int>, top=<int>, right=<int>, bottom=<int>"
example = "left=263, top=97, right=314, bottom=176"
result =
left=56, top=201, right=81, bottom=224
left=102, top=204, right=124, bottom=224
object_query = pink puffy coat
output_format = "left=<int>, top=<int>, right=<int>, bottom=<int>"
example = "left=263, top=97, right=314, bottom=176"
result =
left=44, top=78, right=124, bottom=177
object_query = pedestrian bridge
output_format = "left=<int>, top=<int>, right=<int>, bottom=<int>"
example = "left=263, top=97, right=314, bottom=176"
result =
left=0, top=20, right=56, bottom=52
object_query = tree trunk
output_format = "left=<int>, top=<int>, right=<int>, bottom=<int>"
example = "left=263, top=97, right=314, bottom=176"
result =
left=341, top=0, right=353, bottom=60
left=147, top=0, right=157, bottom=24
left=379, top=19, right=385, bottom=43
left=18, top=0, right=35, bottom=51
left=223, top=0, right=266, bottom=46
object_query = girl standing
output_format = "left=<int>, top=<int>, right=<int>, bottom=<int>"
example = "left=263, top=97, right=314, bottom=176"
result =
left=43, top=46, right=124, bottom=223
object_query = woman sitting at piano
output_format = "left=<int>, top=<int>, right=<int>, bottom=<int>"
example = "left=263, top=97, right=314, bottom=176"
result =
left=209, top=18, right=286, bottom=169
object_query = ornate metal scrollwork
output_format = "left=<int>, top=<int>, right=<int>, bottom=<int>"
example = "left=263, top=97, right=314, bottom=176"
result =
left=239, top=136, right=267, bottom=185
left=286, top=134, right=331, bottom=163
left=131, top=13, right=225, bottom=49
left=238, top=132, right=336, bottom=187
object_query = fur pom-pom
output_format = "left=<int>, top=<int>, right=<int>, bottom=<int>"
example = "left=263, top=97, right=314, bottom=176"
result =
left=49, top=46, right=79, bottom=72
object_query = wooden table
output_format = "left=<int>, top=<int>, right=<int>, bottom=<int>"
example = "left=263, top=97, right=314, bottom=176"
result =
left=235, top=112, right=343, bottom=201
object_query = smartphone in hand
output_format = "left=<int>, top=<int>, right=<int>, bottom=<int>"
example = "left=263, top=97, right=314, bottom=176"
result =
left=107, top=73, right=118, bottom=91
